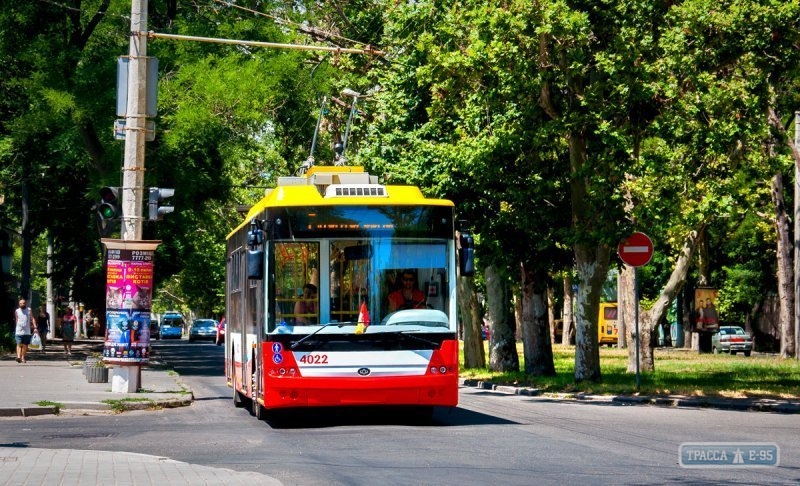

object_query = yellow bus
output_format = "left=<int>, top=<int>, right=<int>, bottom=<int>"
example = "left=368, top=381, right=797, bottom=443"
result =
left=598, top=302, right=618, bottom=347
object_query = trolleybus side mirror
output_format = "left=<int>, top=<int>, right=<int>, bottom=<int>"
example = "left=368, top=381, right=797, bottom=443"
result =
left=459, top=233, right=475, bottom=277
left=248, top=249, right=264, bottom=280
left=247, top=221, right=265, bottom=280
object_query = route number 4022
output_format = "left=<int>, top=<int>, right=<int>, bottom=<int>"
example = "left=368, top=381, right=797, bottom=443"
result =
left=298, top=354, right=328, bottom=364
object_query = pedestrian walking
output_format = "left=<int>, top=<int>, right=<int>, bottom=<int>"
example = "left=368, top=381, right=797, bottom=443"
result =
left=14, top=299, right=37, bottom=363
left=37, top=306, right=50, bottom=350
left=61, top=307, right=76, bottom=356
left=84, top=309, right=93, bottom=338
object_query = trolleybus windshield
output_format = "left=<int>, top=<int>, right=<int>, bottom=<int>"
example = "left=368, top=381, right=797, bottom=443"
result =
left=268, top=205, right=455, bottom=334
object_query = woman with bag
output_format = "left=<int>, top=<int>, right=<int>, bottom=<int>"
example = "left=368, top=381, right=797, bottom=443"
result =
left=61, top=307, right=76, bottom=356
left=14, top=299, right=37, bottom=363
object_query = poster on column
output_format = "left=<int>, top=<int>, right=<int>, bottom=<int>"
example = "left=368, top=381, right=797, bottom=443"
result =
left=101, top=239, right=161, bottom=364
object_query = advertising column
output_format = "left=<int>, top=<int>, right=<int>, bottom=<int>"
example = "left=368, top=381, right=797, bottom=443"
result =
left=102, top=239, right=160, bottom=392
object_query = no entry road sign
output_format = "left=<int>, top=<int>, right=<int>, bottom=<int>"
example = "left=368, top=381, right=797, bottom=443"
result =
left=618, top=232, right=654, bottom=267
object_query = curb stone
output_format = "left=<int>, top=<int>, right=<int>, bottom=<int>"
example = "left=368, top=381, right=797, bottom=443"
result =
left=0, top=407, right=59, bottom=418
left=460, top=378, right=800, bottom=413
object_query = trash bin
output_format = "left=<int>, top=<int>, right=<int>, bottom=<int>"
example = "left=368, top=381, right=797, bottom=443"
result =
left=671, top=322, right=684, bottom=347
left=83, top=357, right=99, bottom=376
left=86, top=365, right=109, bottom=383
left=85, top=357, right=108, bottom=383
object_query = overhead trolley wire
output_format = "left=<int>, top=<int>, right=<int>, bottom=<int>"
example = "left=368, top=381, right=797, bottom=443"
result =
left=147, top=31, right=383, bottom=56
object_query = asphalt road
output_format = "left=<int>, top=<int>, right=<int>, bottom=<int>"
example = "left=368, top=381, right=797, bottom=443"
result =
left=1, top=339, right=798, bottom=485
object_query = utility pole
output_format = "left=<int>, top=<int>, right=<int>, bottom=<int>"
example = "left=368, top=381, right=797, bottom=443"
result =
left=122, top=0, right=148, bottom=240
left=104, top=0, right=150, bottom=394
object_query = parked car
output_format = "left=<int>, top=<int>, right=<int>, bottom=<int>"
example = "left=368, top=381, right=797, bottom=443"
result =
left=160, top=314, right=184, bottom=339
left=149, top=319, right=160, bottom=340
left=215, top=319, right=225, bottom=346
left=712, top=326, right=753, bottom=356
left=189, top=319, right=219, bottom=342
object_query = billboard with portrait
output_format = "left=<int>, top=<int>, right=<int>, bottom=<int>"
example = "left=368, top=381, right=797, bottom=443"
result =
left=694, top=288, right=719, bottom=332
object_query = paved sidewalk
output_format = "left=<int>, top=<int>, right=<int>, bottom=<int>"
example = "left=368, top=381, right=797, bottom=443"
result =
left=0, top=447, right=281, bottom=486
left=0, top=339, right=283, bottom=485
left=0, top=339, right=190, bottom=416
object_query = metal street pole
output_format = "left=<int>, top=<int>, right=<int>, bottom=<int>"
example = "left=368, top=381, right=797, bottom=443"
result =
left=634, top=267, right=640, bottom=390
left=122, top=0, right=148, bottom=241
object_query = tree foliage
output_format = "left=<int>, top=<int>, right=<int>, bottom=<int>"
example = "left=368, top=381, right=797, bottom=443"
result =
left=1, top=0, right=799, bottom=370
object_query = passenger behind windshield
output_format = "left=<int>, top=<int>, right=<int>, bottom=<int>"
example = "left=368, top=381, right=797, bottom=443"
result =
left=388, top=270, right=426, bottom=312
left=294, top=284, right=318, bottom=324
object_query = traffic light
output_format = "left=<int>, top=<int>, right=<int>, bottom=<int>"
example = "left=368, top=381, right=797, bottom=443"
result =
left=148, top=187, right=174, bottom=220
left=98, top=187, right=121, bottom=220
left=96, top=186, right=121, bottom=237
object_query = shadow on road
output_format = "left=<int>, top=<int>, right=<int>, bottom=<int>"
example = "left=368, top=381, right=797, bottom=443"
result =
left=257, top=404, right=517, bottom=429
left=151, top=340, right=224, bottom=377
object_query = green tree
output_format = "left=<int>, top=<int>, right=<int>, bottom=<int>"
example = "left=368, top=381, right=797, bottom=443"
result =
left=0, top=0, right=123, bottom=308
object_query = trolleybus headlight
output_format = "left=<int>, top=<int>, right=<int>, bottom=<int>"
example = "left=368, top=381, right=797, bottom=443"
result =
left=279, top=368, right=286, bottom=375
left=439, top=366, right=447, bottom=374
left=430, top=366, right=438, bottom=374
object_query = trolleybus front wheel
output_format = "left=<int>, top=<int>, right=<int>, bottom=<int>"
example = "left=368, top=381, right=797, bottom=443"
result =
left=252, top=398, right=265, bottom=420
left=233, top=387, right=245, bottom=408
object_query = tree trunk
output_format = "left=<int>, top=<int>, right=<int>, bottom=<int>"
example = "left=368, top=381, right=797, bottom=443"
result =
left=458, top=276, right=486, bottom=368
left=486, top=265, right=520, bottom=372
left=520, top=262, right=556, bottom=376
left=573, top=244, right=609, bottom=382
left=616, top=271, right=627, bottom=348
left=21, top=159, right=32, bottom=301
left=547, top=284, right=556, bottom=345
left=770, top=173, right=795, bottom=358
left=562, top=274, right=574, bottom=345
left=565, top=128, right=609, bottom=382
left=682, top=284, right=694, bottom=349
left=514, top=289, right=522, bottom=341
left=767, top=106, right=798, bottom=359
left=619, top=265, right=633, bottom=356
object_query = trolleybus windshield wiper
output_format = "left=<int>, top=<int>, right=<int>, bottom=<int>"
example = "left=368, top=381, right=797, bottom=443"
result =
left=290, top=322, right=355, bottom=350
left=390, top=331, right=439, bottom=347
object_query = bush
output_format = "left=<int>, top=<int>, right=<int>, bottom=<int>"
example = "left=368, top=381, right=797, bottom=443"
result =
left=0, top=325, right=14, bottom=354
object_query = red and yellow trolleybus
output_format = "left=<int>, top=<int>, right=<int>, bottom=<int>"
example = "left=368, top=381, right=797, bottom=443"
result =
left=225, top=166, right=474, bottom=419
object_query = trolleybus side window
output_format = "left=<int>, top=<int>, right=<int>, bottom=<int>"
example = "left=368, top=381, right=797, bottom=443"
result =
left=229, top=249, right=242, bottom=293
left=275, top=242, right=320, bottom=325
